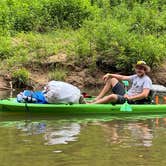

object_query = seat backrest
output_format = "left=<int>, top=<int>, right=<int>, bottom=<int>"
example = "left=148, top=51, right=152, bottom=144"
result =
left=151, top=84, right=166, bottom=93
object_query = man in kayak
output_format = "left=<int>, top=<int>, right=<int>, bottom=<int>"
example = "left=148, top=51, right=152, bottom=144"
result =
left=17, top=81, right=85, bottom=104
left=92, top=61, right=152, bottom=104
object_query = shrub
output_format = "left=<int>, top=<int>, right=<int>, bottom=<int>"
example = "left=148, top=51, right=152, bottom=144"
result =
left=12, top=0, right=44, bottom=32
left=0, top=0, right=94, bottom=33
left=12, top=68, right=30, bottom=88
left=42, top=0, right=93, bottom=29
left=110, top=2, right=166, bottom=36
left=81, top=18, right=166, bottom=73
left=48, top=69, right=67, bottom=81
left=0, top=36, right=13, bottom=59
left=74, top=31, right=92, bottom=58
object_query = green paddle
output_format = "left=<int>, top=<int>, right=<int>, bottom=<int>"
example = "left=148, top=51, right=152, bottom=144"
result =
left=120, top=80, right=132, bottom=112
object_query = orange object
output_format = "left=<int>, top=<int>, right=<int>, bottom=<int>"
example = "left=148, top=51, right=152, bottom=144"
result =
left=155, top=95, right=159, bottom=104
left=164, top=96, right=166, bottom=104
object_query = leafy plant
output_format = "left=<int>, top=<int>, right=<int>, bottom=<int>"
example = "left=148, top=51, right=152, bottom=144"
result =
left=48, top=69, right=67, bottom=81
left=0, top=36, right=13, bottom=59
left=12, top=68, right=30, bottom=88
left=42, top=0, right=93, bottom=29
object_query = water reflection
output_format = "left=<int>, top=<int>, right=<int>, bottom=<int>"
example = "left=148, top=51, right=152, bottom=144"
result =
left=0, top=120, right=81, bottom=145
left=1, top=117, right=166, bottom=148
left=128, top=123, right=153, bottom=147
left=17, top=121, right=47, bottom=135
left=44, top=123, right=80, bottom=145
left=101, top=122, right=153, bottom=147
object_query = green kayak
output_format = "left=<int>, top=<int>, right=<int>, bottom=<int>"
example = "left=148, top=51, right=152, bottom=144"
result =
left=0, top=98, right=166, bottom=115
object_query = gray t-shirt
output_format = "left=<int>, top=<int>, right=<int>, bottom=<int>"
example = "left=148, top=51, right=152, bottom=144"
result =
left=127, top=74, right=152, bottom=96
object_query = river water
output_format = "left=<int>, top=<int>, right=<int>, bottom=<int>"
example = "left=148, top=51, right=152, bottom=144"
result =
left=0, top=91, right=166, bottom=166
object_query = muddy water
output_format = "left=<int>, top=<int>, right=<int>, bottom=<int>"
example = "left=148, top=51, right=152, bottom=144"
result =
left=0, top=90, right=166, bottom=166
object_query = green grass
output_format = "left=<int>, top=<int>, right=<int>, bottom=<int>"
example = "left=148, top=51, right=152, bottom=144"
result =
left=48, top=69, right=67, bottom=81
left=0, top=30, right=77, bottom=71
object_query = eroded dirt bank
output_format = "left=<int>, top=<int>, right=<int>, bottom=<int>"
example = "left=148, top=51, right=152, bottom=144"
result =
left=1, top=55, right=166, bottom=90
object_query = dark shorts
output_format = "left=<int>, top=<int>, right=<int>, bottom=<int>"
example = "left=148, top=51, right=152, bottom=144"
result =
left=112, top=82, right=151, bottom=104
left=112, top=82, right=125, bottom=104
left=112, top=82, right=125, bottom=96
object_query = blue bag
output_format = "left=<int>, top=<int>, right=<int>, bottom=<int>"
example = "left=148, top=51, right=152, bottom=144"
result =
left=17, top=90, right=47, bottom=104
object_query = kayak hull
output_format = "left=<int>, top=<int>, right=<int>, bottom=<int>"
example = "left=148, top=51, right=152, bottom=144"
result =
left=0, top=98, right=166, bottom=115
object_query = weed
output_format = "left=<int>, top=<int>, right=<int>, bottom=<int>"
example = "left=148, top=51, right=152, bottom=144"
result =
left=12, top=68, right=30, bottom=88
left=48, top=69, right=67, bottom=81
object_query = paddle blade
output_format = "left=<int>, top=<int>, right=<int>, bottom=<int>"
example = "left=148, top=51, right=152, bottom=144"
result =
left=120, top=101, right=132, bottom=112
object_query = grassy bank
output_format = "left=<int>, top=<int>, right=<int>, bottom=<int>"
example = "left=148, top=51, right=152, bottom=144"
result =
left=0, top=0, right=166, bottom=87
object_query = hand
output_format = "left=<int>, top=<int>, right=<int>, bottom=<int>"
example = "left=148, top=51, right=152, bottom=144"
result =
left=124, top=94, right=132, bottom=100
left=103, top=73, right=111, bottom=83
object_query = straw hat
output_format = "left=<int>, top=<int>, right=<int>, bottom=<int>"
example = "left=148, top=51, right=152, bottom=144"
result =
left=135, top=60, right=151, bottom=73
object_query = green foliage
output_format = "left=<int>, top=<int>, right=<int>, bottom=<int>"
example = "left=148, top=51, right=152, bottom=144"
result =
left=12, top=68, right=30, bottom=88
left=0, top=0, right=94, bottom=34
left=81, top=18, right=166, bottom=72
left=42, top=0, right=92, bottom=29
left=0, top=36, right=13, bottom=59
left=0, top=0, right=166, bottom=75
left=72, top=0, right=166, bottom=72
left=110, top=2, right=166, bottom=36
left=74, top=30, right=91, bottom=58
left=0, top=30, right=76, bottom=69
left=48, top=69, right=67, bottom=81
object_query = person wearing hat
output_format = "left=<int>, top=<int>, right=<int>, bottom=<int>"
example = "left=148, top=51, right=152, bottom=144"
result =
left=91, top=61, right=152, bottom=104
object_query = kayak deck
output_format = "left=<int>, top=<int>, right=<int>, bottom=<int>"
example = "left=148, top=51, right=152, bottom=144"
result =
left=0, top=98, right=166, bottom=115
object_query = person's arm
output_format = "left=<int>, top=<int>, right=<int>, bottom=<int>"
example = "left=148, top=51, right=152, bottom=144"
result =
left=125, top=89, right=150, bottom=101
left=103, top=73, right=130, bottom=82
left=110, top=74, right=130, bottom=81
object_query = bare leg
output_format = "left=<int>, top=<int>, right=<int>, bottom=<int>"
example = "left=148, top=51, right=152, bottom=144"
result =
left=95, top=78, right=119, bottom=101
left=93, top=94, right=118, bottom=104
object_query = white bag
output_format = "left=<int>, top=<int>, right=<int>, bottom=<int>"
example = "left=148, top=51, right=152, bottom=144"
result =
left=44, top=81, right=81, bottom=104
